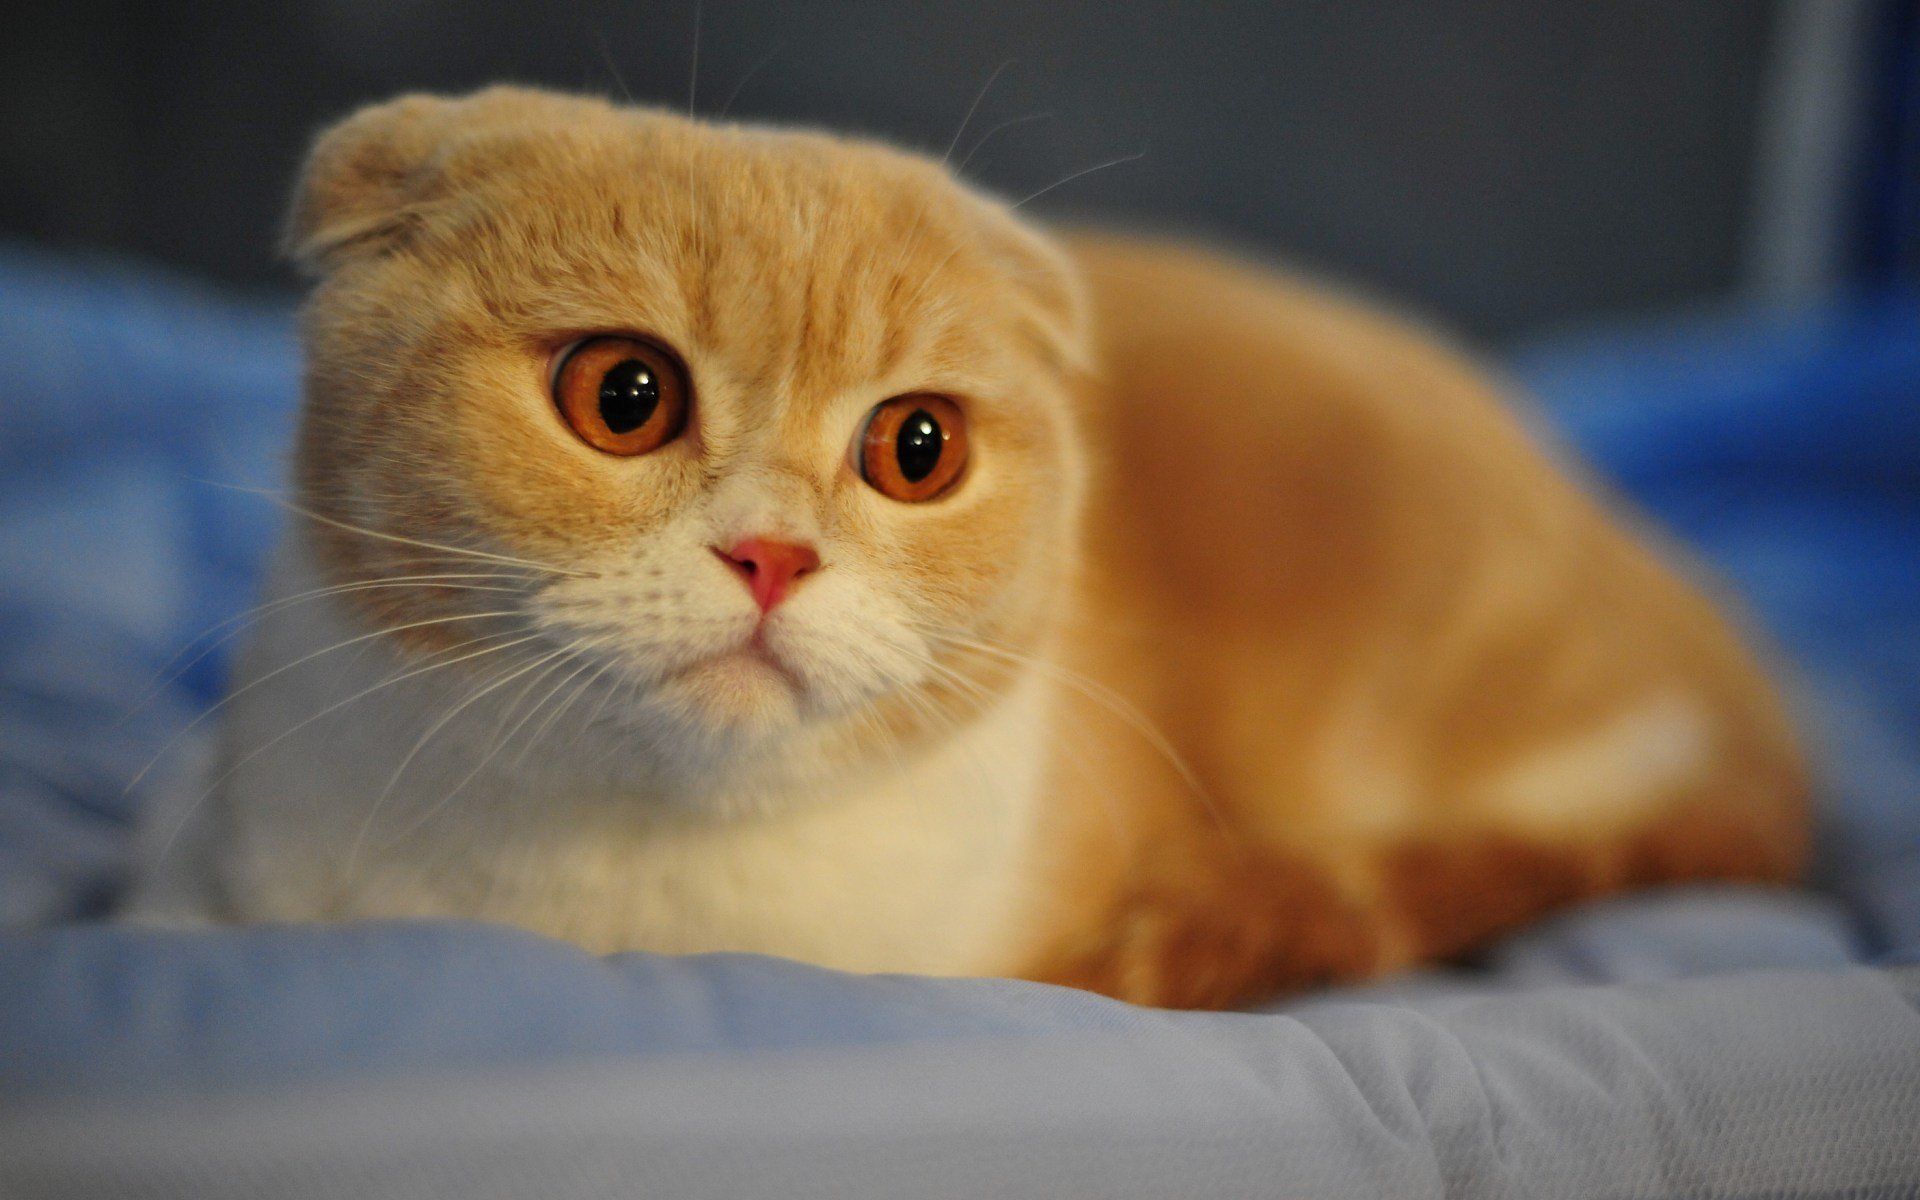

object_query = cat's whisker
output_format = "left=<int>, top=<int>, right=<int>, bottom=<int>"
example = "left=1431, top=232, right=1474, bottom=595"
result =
left=323, top=552, right=550, bottom=574
left=123, top=608, right=530, bottom=797
left=942, top=59, right=1017, bottom=166
left=944, top=633, right=1228, bottom=856
left=915, top=624, right=1222, bottom=831
left=910, top=652, right=1001, bottom=719
left=387, top=643, right=594, bottom=846
left=509, top=644, right=602, bottom=747
left=517, top=652, right=611, bottom=769
left=847, top=707, right=903, bottom=786
left=955, top=111, right=1056, bottom=178
left=215, top=574, right=533, bottom=630
left=872, top=639, right=993, bottom=741
left=902, top=645, right=1062, bottom=821
left=152, top=629, right=543, bottom=873
left=893, top=682, right=1005, bottom=819
left=1007, top=148, right=1148, bottom=212
left=897, top=635, right=1128, bottom=849
left=348, top=642, right=579, bottom=875
left=200, top=480, right=593, bottom=578
left=448, top=623, right=642, bottom=769
left=686, top=0, right=702, bottom=118
left=842, top=703, right=903, bottom=781
left=1046, top=696, right=1133, bottom=855
left=570, top=655, right=636, bottom=748
left=714, top=46, right=781, bottom=121
left=321, top=641, right=560, bottom=913
left=120, top=573, right=535, bottom=730
left=481, top=644, right=581, bottom=747
left=590, top=671, right=652, bottom=768
left=593, top=30, right=637, bottom=105
left=573, top=652, right=668, bottom=770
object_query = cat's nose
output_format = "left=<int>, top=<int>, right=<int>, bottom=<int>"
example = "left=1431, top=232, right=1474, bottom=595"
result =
left=713, top=537, right=822, bottom=615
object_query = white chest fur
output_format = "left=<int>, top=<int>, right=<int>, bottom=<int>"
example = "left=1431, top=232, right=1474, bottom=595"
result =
left=172, top=541, right=1053, bottom=977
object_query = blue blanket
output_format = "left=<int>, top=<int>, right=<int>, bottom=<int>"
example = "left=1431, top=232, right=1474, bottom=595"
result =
left=1, top=246, right=1916, bottom=1197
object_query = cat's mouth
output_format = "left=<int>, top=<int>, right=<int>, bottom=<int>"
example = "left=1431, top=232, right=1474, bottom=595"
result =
left=674, top=638, right=805, bottom=693
left=654, top=634, right=812, bottom=731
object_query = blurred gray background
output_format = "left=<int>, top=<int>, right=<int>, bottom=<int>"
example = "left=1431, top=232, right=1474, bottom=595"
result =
left=0, top=0, right=1904, bottom=342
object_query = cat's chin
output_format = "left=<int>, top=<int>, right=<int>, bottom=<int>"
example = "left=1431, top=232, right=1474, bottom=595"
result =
left=656, top=645, right=808, bottom=738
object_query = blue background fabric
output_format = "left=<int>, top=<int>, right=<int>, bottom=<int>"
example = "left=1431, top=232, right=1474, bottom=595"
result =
left=0, top=246, right=1916, bottom=1196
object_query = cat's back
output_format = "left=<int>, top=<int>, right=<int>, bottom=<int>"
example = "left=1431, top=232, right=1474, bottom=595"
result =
left=1062, top=232, right=1529, bottom=630
left=1058, top=230, right=1604, bottom=739
left=1061, top=230, right=1803, bottom=811
left=1018, top=233, right=1807, bottom=1005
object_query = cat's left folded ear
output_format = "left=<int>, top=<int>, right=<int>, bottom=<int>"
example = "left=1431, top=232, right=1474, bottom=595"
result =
left=282, top=92, right=457, bottom=274
left=281, top=86, right=608, bottom=275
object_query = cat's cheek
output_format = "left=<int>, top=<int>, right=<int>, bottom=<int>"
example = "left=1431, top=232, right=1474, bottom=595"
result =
left=470, top=433, right=702, bottom=564
left=898, top=500, right=1051, bottom=632
left=408, top=350, right=685, bottom=563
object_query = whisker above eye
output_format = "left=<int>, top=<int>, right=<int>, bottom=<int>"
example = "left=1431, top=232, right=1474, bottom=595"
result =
left=942, top=59, right=1017, bottom=167
left=955, top=111, right=1057, bottom=178
left=685, top=0, right=702, bottom=118
left=1006, top=148, right=1149, bottom=212
left=714, top=46, right=782, bottom=121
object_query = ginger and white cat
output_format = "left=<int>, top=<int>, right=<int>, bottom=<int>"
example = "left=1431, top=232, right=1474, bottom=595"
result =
left=133, top=86, right=1808, bottom=1008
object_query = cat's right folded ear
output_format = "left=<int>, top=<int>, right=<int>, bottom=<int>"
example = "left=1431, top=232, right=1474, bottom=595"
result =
left=281, top=94, right=460, bottom=275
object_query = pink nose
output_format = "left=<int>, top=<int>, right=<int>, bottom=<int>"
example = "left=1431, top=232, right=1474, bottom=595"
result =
left=713, top=537, right=821, bottom=615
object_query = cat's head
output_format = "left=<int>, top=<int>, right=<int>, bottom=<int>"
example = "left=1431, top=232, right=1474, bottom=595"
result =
left=283, top=86, right=1090, bottom=797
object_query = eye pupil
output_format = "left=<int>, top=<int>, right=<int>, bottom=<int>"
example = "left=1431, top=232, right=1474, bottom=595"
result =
left=895, top=410, right=944, bottom=482
left=598, top=359, right=660, bottom=434
left=858, top=395, right=967, bottom=502
left=555, top=336, right=687, bottom=457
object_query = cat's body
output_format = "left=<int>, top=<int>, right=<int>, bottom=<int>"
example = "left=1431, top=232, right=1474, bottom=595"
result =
left=1032, top=236, right=1806, bottom=1001
left=133, top=87, right=1807, bottom=1008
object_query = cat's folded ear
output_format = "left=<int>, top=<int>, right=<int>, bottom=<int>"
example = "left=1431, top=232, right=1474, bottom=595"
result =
left=282, top=86, right=592, bottom=275
left=281, top=93, right=460, bottom=274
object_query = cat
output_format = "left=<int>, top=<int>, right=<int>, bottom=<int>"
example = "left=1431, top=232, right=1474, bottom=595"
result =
left=128, top=86, right=1809, bottom=1009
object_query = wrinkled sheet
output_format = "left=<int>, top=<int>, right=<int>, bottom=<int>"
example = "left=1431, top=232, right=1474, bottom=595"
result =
left=0, top=246, right=1916, bottom=1196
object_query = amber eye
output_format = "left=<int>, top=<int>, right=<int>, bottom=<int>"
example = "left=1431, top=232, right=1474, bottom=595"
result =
left=552, top=335, right=689, bottom=456
left=858, top=395, right=969, bottom=502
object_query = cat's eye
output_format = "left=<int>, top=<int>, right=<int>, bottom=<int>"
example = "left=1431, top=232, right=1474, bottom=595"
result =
left=552, top=335, right=690, bottom=456
left=858, top=395, right=969, bottom=502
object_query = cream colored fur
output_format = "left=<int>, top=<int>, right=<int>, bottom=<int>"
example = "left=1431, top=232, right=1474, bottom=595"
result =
left=189, top=538, right=1050, bottom=975
left=128, top=87, right=1808, bottom=1009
